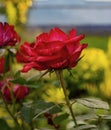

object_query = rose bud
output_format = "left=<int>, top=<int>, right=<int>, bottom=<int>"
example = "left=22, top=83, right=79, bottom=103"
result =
left=0, top=81, right=29, bottom=103
left=13, top=84, right=29, bottom=101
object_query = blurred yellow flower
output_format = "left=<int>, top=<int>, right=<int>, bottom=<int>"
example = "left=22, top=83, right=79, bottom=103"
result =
left=100, top=37, right=111, bottom=98
left=81, top=48, right=108, bottom=71
left=42, top=85, right=68, bottom=103
left=79, top=48, right=108, bottom=81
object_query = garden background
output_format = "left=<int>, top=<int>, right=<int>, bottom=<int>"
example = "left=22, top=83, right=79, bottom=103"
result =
left=0, top=0, right=111, bottom=130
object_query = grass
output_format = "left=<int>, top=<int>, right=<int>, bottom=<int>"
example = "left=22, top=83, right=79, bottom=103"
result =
left=82, top=35, right=109, bottom=51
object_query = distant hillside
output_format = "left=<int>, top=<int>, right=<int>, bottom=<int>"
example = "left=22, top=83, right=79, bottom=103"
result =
left=27, top=24, right=111, bottom=35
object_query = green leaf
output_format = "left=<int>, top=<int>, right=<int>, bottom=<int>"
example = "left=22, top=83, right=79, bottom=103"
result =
left=33, top=100, right=55, bottom=110
left=73, top=124, right=97, bottom=130
left=53, top=113, right=69, bottom=125
left=76, top=98, right=109, bottom=110
left=11, top=77, right=26, bottom=85
left=11, top=77, right=42, bottom=88
left=21, top=101, right=63, bottom=123
left=97, top=115, right=111, bottom=120
left=0, top=118, right=12, bottom=130
left=25, top=80, right=42, bottom=88
left=48, top=105, right=62, bottom=114
left=33, top=101, right=62, bottom=119
left=21, top=106, right=35, bottom=123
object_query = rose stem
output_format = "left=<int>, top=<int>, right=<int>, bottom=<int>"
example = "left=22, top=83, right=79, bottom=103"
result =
left=0, top=91, right=22, bottom=130
left=55, top=70, right=78, bottom=127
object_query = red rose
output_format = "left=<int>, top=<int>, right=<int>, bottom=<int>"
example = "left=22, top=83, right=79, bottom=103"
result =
left=0, top=81, right=29, bottom=103
left=16, top=28, right=88, bottom=72
left=0, top=22, right=20, bottom=47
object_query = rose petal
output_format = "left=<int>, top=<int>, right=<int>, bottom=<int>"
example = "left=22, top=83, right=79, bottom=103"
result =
left=69, top=44, right=88, bottom=67
left=48, top=28, right=68, bottom=42
left=36, top=33, right=49, bottom=45
left=50, top=59, right=68, bottom=69
left=36, top=41, right=65, bottom=56
left=69, top=29, right=76, bottom=38
left=16, top=42, right=36, bottom=63
left=20, top=42, right=34, bottom=55
left=21, top=62, right=46, bottom=72
left=64, top=34, right=85, bottom=44
left=36, top=46, right=68, bottom=63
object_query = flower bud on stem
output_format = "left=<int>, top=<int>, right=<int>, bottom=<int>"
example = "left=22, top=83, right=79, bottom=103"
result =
left=55, top=70, right=78, bottom=128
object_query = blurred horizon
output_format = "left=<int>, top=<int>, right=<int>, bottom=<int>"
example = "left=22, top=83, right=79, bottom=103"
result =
left=27, top=0, right=111, bottom=27
left=0, top=0, right=111, bottom=35
left=1, top=0, right=111, bottom=27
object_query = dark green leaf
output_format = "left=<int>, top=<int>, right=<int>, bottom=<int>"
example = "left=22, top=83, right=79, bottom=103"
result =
left=11, top=77, right=26, bottom=85
left=11, top=77, right=42, bottom=88
left=33, top=101, right=61, bottom=119
left=21, top=101, right=62, bottom=123
left=76, top=98, right=109, bottom=110
left=0, top=118, right=12, bottom=130
left=33, top=100, right=55, bottom=110
left=48, top=105, right=62, bottom=114
left=21, top=106, right=35, bottom=123
left=25, top=81, right=42, bottom=88
left=53, top=113, right=69, bottom=125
